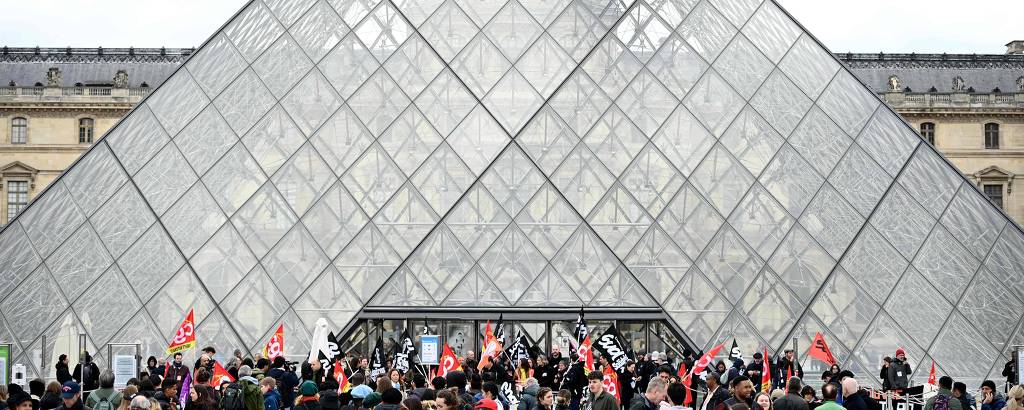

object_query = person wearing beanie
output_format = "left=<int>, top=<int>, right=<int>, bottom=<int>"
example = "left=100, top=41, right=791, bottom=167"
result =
left=981, top=380, right=1007, bottom=410
left=886, top=349, right=911, bottom=391
left=773, top=377, right=808, bottom=410
left=362, top=392, right=382, bottom=409
left=295, top=381, right=321, bottom=410
left=952, top=382, right=976, bottom=410
left=7, top=392, right=37, bottom=410
left=925, top=377, right=962, bottom=410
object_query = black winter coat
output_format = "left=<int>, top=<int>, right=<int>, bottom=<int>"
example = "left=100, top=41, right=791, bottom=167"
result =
left=774, top=394, right=809, bottom=410
left=56, top=363, right=73, bottom=384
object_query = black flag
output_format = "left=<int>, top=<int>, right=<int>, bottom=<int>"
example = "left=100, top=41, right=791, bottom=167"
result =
left=728, top=339, right=742, bottom=362
left=593, top=325, right=630, bottom=373
left=394, top=329, right=416, bottom=373
left=495, top=314, right=506, bottom=348
left=369, top=337, right=386, bottom=379
left=317, top=331, right=343, bottom=374
left=506, top=331, right=529, bottom=363
left=573, top=308, right=587, bottom=348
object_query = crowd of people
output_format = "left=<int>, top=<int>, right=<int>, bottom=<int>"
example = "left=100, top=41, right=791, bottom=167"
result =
left=1, top=344, right=1022, bottom=410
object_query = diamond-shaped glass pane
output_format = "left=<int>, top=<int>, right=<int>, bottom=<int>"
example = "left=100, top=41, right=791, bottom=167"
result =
left=779, top=34, right=840, bottom=99
left=419, top=0, right=479, bottom=62
left=740, top=269, right=803, bottom=347
left=446, top=184, right=512, bottom=259
left=373, top=183, right=440, bottom=257
left=588, top=185, right=652, bottom=259
left=481, top=146, right=545, bottom=216
left=161, top=183, right=228, bottom=258
left=90, top=183, right=157, bottom=259
left=550, top=227, right=622, bottom=303
left=697, top=227, right=763, bottom=304
left=912, top=226, right=980, bottom=303
left=583, top=107, right=648, bottom=177
left=62, top=143, right=127, bottom=217
left=690, top=144, right=754, bottom=216
left=451, top=34, right=513, bottom=98
left=817, top=71, right=880, bottom=137
left=840, top=226, right=908, bottom=304
left=770, top=226, right=834, bottom=303
left=311, top=105, right=375, bottom=176
left=291, top=1, right=349, bottom=62
left=484, top=68, right=544, bottom=135
left=231, top=183, right=299, bottom=258
left=480, top=225, right=549, bottom=304
left=940, top=184, right=1006, bottom=259
left=302, top=182, right=368, bottom=258
left=411, top=143, right=476, bottom=215
left=384, top=34, right=445, bottom=98
left=515, top=184, right=582, bottom=259
left=242, top=105, right=307, bottom=176
left=720, top=106, right=784, bottom=177
left=551, top=144, right=616, bottom=216
left=626, top=226, right=692, bottom=304
left=221, top=265, right=289, bottom=348
left=203, top=143, right=268, bottom=216
left=683, top=70, right=744, bottom=137
left=73, top=266, right=140, bottom=347
left=677, top=2, right=735, bottom=62
left=885, top=267, right=954, bottom=347
left=282, top=69, right=343, bottom=136
left=713, top=34, right=772, bottom=100
left=174, top=105, right=239, bottom=176
left=46, top=223, right=113, bottom=302
left=740, top=1, right=799, bottom=63
left=870, top=185, right=935, bottom=259
left=190, top=224, right=257, bottom=302
left=253, top=34, right=316, bottom=99
left=548, top=0, right=608, bottom=62
left=348, top=70, right=412, bottom=136
left=186, top=33, right=248, bottom=97
left=800, top=185, right=864, bottom=259
left=355, top=2, right=413, bottom=62
left=272, top=143, right=336, bottom=216
left=516, top=33, right=575, bottom=99
left=620, top=144, right=684, bottom=217
left=657, top=183, right=723, bottom=260
left=759, top=145, right=824, bottom=216
left=214, top=69, right=277, bottom=136
left=788, top=106, right=852, bottom=177
left=898, top=147, right=961, bottom=218
left=647, top=33, right=707, bottom=99
left=342, top=143, right=406, bottom=215
left=448, top=105, right=511, bottom=175
left=827, top=145, right=892, bottom=217
left=262, top=226, right=331, bottom=302
left=749, top=70, right=813, bottom=137
left=728, top=184, right=793, bottom=258
left=318, top=33, right=379, bottom=99
left=118, top=225, right=185, bottom=301
left=133, top=143, right=199, bottom=216
left=484, top=0, right=543, bottom=61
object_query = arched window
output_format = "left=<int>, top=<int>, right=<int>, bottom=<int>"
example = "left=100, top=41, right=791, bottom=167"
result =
left=11, top=117, right=27, bottom=144
left=79, top=118, right=95, bottom=144
left=920, top=122, right=935, bottom=145
left=985, top=123, right=1000, bottom=149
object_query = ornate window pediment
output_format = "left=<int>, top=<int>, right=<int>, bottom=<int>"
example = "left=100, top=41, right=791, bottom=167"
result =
left=0, top=161, right=39, bottom=187
left=974, top=165, right=1015, bottom=192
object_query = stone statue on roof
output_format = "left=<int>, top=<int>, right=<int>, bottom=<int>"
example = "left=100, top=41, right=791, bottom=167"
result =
left=113, top=70, right=129, bottom=88
left=952, top=76, right=966, bottom=92
left=1017, top=76, right=1024, bottom=91
left=888, top=75, right=901, bottom=92
left=46, top=67, right=61, bottom=87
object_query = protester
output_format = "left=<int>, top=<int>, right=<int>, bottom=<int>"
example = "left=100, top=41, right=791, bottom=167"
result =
left=519, top=379, right=540, bottom=410
left=294, top=382, right=320, bottom=410
left=925, top=377, right=962, bottom=410
left=754, top=393, right=773, bottom=410
left=981, top=380, right=1007, bottom=410
left=153, top=379, right=176, bottom=410
left=72, top=353, right=101, bottom=400
left=189, top=385, right=218, bottom=410
left=774, top=351, right=803, bottom=390
left=85, top=370, right=122, bottom=410
left=40, top=382, right=62, bottom=410
left=128, top=396, right=150, bottom=410
left=886, top=350, right=911, bottom=392
left=840, top=379, right=868, bottom=410
left=56, top=356, right=73, bottom=385
left=665, top=383, right=687, bottom=410
left=56, top=382, right=91, bottom=410
left=553, top=391, right=570, bottom=410
left=164, top=353, right=190, bottom=387
left=435, top=390, right=460, bottom=410
left=629, top=378, right=666, bottom=410
left=953, top=382, right=976, bottom=410
left=774, top=377, right=808, bottom=410
left=800, top=386, right=820, bottom=410
left=404, top=397, right=423, bottom=410
left=1005, top=386, right=1023, bottom=410
left=536, top=388, right=553, bottom=410
left=816, top=385, right=842, bottom=410
left=585, top=372, right=616, bottom=410
left=702, top=372, right=730, bottom=410
left=262, top=378, right=282, bottom=410
left=716, top=376, right=755, bottom=410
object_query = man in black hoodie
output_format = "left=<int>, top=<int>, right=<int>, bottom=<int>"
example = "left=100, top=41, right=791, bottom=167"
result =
left=268, top=357, right=299, bottom=410
left=153, top=378, right=177, bottom=410
left=72, top=354, right=100, bottom=402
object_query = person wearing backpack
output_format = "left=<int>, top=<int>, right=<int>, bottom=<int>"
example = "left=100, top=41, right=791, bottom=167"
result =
left=86, top=371, right=122, bottom=410
left=220, top=367, right=263, bottom=410
left=925, top=377, right=963, bottom=410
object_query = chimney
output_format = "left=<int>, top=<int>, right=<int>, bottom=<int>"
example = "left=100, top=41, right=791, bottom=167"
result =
left=1007, top=40, right=1024, bottom=54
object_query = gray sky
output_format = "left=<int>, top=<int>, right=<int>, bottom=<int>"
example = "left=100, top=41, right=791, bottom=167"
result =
left=0, top=0, right=1019, bottom=54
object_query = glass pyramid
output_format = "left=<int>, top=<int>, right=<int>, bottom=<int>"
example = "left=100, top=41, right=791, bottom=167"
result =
left=2, top=0, right=1023, bottom=387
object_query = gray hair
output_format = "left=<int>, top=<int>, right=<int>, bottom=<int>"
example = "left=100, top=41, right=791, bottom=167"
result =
left=239, top=365, right=253, bottom=378
left=99, top=369, right=116, bottom=389
left=525, top=377, right=539, bottom=387
left=130, top=395, right=151, bottom=410
left=647, top=377, right=668, bottom=393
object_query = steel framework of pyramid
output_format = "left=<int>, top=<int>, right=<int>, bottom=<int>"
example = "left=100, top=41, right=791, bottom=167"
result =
left=2, top=0, right=1023, bottom=387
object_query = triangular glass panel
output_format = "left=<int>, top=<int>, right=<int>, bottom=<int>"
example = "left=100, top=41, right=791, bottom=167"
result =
left=334, top=223, right=403, bottom=303
left=809, top=267, right=879, bottom=351
left=583, top=106, right=648, bottom=177
left=481, top=145, right=545, bottom=216
left=590, top=267, right=657, bottom=307
left=319, top=33, right=380, bottom=99
left=294, top=265, right=364, bottom=330
left=479, top=224, right=549, bottom=303
left=515, top=183, right=582, bottom=259
left=410, top=143, right=476, bottom=215
left=190, top=223, right=258, bottom=302
left=401, top=225, right=476, bottom=297
left=368, top=266, right=436, bottom=306
left=221, top=265, right=289, bottom=348
left=442, top=266, right=511, bottom=306
left=515, top=34, right=575, bottom=99
left=372, top=182, right=440, bottom=258
left=0, top=222, right=42, bottom=293
left=355, top=1, right=413, bottom=62
left=517, top=106, right=580, bottom=175
left=415, top=70, right=477, bottom=137
left=262, top=225, right=332, bottom=302
left=445, top=184, right=513, bottom=259
left=625, top=225, right=692, bottom=304
left=483, top=0, right=543, bottom=61
left=587, top=184, right=652, bottom=259
left=550, top=226, right=623, bottom=303
left=385, top=33, right=446, bottom=98
left=516, top=265, right=583, bottom=306
left=302, top=182, right=369, bottom=258
left=483, top=68, right=544, bottom=135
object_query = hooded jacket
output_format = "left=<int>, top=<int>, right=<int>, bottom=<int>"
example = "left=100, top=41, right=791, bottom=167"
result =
left=518, top=385, right=539, bottom=410
left=264, top=389, right=282, bottom=410
left=886, top=360, right=911, bottom=391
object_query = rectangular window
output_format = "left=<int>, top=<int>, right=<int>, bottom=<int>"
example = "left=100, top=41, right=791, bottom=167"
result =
left=7, top=181, right=29, bottom=223
left=984, top=184, right=1004, bottom=210
left=11, top=117, right=27, bottom=144
left=985, top=123, right=1000, bottom=149
left=920, top=123, right=935, bottom=145
left=79, top=118, right=95, bottom=144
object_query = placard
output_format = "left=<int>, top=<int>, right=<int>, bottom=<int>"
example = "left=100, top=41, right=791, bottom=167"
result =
left=0, top=344, right=10, bottom=385
left=114, top=355, right=136, bottom=389
left=420, top=335, right=440, bottom=365
left=1016, top=347, right=1023, bottom=386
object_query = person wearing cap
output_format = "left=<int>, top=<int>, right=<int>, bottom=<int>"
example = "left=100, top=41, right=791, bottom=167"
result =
left=475, top=399, right=499, bottom=410
left=586, top=371, right=616, bottom=410
left=54, top=382, right=91, bottom=410
left=885, top=349, right=911, bottom=392
left=294, top=381, right=321, bottom=410
left=8, top=391, right=37, bottom=410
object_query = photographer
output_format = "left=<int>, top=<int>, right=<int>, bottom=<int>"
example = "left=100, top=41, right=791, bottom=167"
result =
left=269, top=357, right=300, bottom=410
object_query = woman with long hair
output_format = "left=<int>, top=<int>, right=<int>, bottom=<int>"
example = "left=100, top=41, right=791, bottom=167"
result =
left=189, top=385, right=219, bottom=410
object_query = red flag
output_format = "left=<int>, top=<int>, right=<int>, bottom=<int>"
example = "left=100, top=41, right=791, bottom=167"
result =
left=761, top=347, right=772, bottom=392
left=808, top=332, right=837, bottom=366
left=335, top=359, right=350, bottom=393
left=263, top=324, right=285, bottom=360
left=210, top=361, right=235, bottom=387
left=439, top=344, right=460, bottom=377
left=166, top=309, right=196, bottom=355
left=602, top=365, right=621, bottom=404
left=679, top=363, right=692, bottom=406
left=479, top=321, right=502, bottom=370
left=578, top=335, right=595, bottom=372
left=682, top=342, right=725, bottom=406
left=928, top=361, right=937, bottom=385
